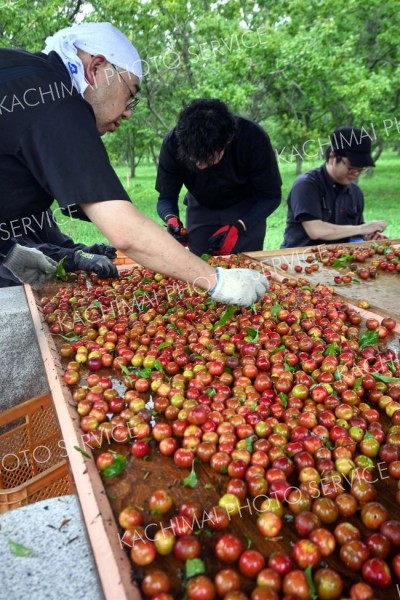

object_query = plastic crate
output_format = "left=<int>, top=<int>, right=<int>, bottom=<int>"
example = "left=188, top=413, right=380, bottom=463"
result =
left=0, top=393, right=73, bottom=513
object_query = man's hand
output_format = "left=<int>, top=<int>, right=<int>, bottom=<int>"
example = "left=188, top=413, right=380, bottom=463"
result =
left=87, top=243, right=117, bottom=259
left=207, top=221, right=245, bottom=255
left=209, top=267, right=269, bottom=306
left=360, top=220, right=387, bottom=236
left=73, top=250, right=119, bottom=279
left=165, top=216, right=189, bottom=245
left=363, top=232, right=389, bottom=241
left=3, top=244, right=57, bottom=289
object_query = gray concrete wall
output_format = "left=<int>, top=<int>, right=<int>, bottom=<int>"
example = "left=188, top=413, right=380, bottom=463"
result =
left=0, top=286, right=48, bottom=410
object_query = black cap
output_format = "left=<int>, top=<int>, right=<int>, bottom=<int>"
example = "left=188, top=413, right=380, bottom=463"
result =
left=330, top=126, right=375, bottom=167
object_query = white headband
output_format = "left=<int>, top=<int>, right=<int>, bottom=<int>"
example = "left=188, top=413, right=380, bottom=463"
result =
left=43, top=22, right=142, bottom=95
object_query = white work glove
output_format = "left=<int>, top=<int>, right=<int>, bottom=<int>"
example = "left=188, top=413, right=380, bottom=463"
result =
left=3, top=244, right=57, bottom=289
left=209, top=267, right=269, bottom=306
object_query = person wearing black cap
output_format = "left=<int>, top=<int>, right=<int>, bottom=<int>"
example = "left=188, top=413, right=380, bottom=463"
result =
left=281, top=126, right=387, bottom=248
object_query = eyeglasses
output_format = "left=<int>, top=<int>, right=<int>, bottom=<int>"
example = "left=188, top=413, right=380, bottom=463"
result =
left=111, top=64, right=140, bottom=112
left=341, top=157, right=366, bottom=174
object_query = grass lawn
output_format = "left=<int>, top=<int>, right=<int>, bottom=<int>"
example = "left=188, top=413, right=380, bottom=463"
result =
left=57, top=151, right=400, bottom=251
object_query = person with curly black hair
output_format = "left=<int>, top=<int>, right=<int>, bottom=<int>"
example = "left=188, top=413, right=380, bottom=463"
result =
left=156, top=99, right=282, bottom=256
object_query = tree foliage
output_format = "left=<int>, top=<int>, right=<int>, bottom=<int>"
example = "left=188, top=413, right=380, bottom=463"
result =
left=1, top=0, right=399, bottom=174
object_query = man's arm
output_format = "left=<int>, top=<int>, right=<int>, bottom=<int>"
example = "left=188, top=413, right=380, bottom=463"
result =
left=302, top=219, right=388, bottom=241
left=240, top=197, right=281, bottom=228
left=81, top=200, right=217, bottom=290
left=81, top=200, right=271, bottom=306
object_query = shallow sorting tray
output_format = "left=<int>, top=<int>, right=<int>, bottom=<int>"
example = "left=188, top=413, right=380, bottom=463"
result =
left=24, top=266, right=400, bottom=599
left=243, top=239, right=400, bottom=325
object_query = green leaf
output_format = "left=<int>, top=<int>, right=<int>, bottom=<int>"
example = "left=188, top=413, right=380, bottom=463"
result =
left=305, top=565, right=318, bottom=600
left=185, top=558, right=205, bottom=579
left=214, top=305, right=234, bottom=329
left=183, top=461, right=198, bottom=488
left=61, top=333, right=81, bottom=342
left=103, top=454, right=127, bottom=478
left=270, top=345, right=285, bottom=356
left=325, top=342, right=340, bottom=356
left=358, top=330, right=379, bottom=351
left=332, top=254, right=352, bottom=267
left=157, top=341, right=172, bottom=350
left=200, top=253, right=211, bottom=261
left=245, top=534, right=252, bottom=548
left=279, top=392, right=288, bottom=408
left=245, top=435, right=255, bottom=452
left=353, top=377, right=363, bottom=391
left=363, top=431, right=375, bottom=439
left=284, top=361, right=296, bottom=373
left=205, top=388, right=216, bottom=398
left=371, top=372, right=400, bottom=383
left=55, top=257, right=67, bottom=281
left=154, top=359, right=166, bottom=374
left=136, top=368, right=152, bottom=379
left=247, top=327, right=259, bottom=341
left=8, top=540, right=34, bottom=557
left=166, top=306, right=180, bottom=313
left=333, top=369, right=343, bottom=381
left=91, top=301, right=102, bottom=307
left=73, top=445, right=92, bottom=459
left=120, top=364, right=131, bottom=376
left=270, top=302, right=282, bottom=318
left=302, top=285, right=312, bottom=291
left=132, top=287, right=144, bottom=296
left=220, top=465, right=228, bottom=474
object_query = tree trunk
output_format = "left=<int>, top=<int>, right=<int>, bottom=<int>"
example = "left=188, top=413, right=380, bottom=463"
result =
left=128, top=130, right=135, bottom=178
left=364, top=137, right=384, bottom=178
left=295, top=155, right=303, bottom=175
left=150, top=144, right=159, bottom=168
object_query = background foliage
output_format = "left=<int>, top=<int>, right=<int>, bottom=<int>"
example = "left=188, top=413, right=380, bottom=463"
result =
left=1, top=0, right=399, bottom=247
left=2, top=0, right=399, bottom=173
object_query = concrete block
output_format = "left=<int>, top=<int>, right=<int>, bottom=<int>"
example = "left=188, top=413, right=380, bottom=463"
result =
left=0, top=287, right=48, bottom=410
left=0, top=495, right=104, bottom=600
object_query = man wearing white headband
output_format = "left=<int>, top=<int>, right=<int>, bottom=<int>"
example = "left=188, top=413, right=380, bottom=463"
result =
left=0, top=22, right=269, bottom=306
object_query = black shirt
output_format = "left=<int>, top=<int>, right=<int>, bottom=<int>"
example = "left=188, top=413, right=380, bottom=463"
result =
left=156, top=116, right=282, bottom=225
left=281, top=164, right=364, bottom=248
left=0, top=48, right=130, bottom=257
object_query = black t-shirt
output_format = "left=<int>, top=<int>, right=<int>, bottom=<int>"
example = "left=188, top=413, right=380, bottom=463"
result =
left=155, top=116, right=282, bottom=209
left=281, top=164, right=364, bottom=248
left=0, top=48, right=130, bottom=255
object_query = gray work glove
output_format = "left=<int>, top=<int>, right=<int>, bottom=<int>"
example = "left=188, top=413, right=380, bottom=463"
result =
left=73, top=250, right=118, bottom=279
left=209, top=267, right=269, bottom=306
left=87, top=243, right=117, bottom=259
left=3, top=244, right=57, bottom=289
